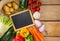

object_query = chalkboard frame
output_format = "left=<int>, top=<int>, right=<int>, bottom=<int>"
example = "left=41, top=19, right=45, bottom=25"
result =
left=10, top=10, right=34, bottom=31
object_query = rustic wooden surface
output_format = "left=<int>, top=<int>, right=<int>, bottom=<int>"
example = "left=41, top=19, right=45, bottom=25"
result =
left=40, top=0, right=60, bottom=41
left=42, top=22, right=60, bottom=36
left=40, top=6, right=60, bottom=20
left=0, top=0, right=60, bottom=41
left=44, top=37, right=60, bottom=41
left=40, top=0, right=60, bottom=4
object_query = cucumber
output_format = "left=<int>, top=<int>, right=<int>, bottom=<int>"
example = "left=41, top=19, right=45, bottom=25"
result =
left=8, top=31, right=16, bottom=41
left=19, top=0, right=28, bottom=10
left=0, top=27, right=14, bottom=41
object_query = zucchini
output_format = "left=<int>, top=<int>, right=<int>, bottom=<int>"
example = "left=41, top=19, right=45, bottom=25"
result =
left=8, top=31, right=16, bottom=41
left=0, top=27, right=14, bottom=41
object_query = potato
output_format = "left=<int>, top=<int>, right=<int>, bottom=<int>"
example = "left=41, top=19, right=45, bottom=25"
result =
left=3, top=5, right=10, bottom=12
left=9, top=8, right=14, bottom=12
left=5, top=11, right=11, bottom=15
left=7, top=2, right=12, bottom=7
left=12, top=2, right=19, bottom=10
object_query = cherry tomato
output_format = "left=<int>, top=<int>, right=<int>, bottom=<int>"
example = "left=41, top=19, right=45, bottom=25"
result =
left=28, top=4, right=32, bottom=9
left=29, top=0, right=33, bottom=3
left=31, top=8, right=36, bottom=12
left=38, top=2, right=42, bottom=7
left=36, top=7, right=40, bottom=12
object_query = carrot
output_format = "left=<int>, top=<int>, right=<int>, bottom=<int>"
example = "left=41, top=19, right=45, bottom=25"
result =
left=32, top=26, right=44, bottom=41
left=28, top=27, right=40, bottom=41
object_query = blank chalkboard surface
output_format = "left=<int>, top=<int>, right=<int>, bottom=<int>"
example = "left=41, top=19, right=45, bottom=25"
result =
left=10, top=10, right=34, bottom=31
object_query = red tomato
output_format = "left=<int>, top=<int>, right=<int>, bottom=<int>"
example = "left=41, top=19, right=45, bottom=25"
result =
left=29, top=0, right=33, bottom=3
left=31, top=8, right=36, bottom=12
left=38, top=2, right=42, bottom=7
left=32, top=1, right=37, bottom=6
left=36, top=7, right=40, bottom=12
left=33, top=0, right=37, bottom=2
left=28, top=4, right=32, bottom=9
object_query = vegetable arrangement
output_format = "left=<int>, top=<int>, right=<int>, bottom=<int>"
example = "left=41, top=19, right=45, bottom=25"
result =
left=13, top=26, right=44, bottom=41
left=0, top=0, right=45, bottom=41
left=2, top=1, right=19, bottom=15
left=28, top=26, right=44, bottom=41
left=27, top=0, right=42, bottom=12
left=13, top=28, right=34, bottom=41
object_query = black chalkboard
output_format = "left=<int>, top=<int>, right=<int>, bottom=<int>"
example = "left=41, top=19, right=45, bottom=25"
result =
left=10, top=10, right=34, bottom=31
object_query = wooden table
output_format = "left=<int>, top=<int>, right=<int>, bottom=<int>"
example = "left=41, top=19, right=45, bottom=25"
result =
left=0, top=0, right=60, bottom=41
left=40, top=0, right=60, bottom=41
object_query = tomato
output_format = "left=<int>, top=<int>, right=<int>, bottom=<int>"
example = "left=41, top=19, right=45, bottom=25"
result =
left=38, top=2, right=42, bottom=7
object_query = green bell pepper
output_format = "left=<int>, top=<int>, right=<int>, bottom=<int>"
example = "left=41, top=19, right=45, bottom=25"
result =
left=25, top=35, right=34, bottom=41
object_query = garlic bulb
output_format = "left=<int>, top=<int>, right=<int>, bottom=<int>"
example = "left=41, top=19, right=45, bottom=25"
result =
left=33, top=11, right=40, bottom=20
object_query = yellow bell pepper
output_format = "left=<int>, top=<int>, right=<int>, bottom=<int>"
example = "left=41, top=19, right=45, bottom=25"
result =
left=20, top=28, right=29, bottom=38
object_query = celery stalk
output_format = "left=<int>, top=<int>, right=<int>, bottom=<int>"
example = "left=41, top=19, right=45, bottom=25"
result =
left=0, top=16, right=12, bottom=38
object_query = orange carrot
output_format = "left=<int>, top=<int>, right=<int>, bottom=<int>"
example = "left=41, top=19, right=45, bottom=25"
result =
left=32, top=26, right=44, bottom=41
left=28, top=27, right=40, bottom=41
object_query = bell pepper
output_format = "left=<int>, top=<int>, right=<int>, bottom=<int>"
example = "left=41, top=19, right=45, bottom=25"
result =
left=20, top=28, right=29, bottom=38
left=25, top=35, right=34, bottom=41
left=13, top=33, right=24, bottom=41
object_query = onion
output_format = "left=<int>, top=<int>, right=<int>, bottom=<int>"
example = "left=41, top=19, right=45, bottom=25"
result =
left=39, top=25, right=45, bottom=32
left=34, top=20, right=42, bottom=28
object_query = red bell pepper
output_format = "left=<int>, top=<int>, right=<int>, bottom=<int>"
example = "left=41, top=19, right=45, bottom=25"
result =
left=13, top=34, right=24, bottom=41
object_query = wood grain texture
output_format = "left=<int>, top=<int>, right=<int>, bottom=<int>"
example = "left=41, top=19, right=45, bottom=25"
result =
left=40, top=6, right=60, bottom=20
left=42, top=22, right=60, bottom=36
left=39, top=0, right=60, bottom=4
left=44, top=37, right=60, bottom=41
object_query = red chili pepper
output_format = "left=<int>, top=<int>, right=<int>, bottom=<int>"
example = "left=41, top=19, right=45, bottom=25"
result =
left=38, top=2, right=42, bottom=7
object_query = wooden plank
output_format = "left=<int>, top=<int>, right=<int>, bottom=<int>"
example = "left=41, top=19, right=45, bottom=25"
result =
left=42, top=22, right=60, bottom=36
left=40, top=6, right=60, bottom=20
left=39, top=0, right=60, bottom=4
left=44, top=37, right=60, bottom=41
